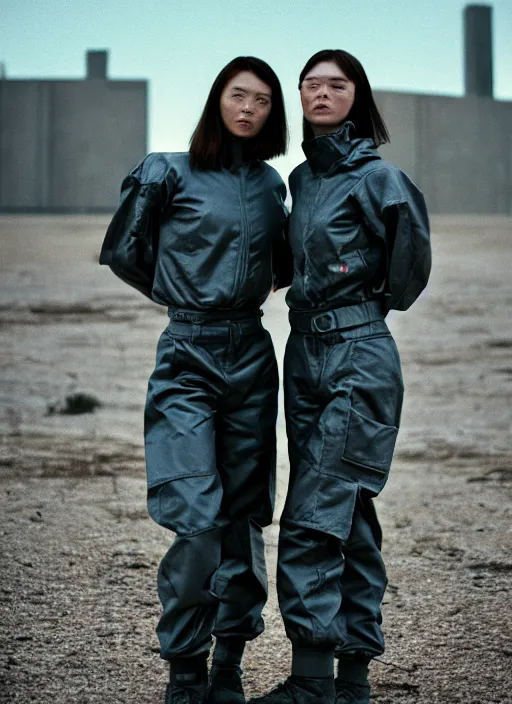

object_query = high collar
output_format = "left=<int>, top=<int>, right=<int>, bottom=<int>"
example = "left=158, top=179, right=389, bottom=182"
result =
left=302, top=121, right=380, bottom=176
left=221, top=134, right=254, bottom=172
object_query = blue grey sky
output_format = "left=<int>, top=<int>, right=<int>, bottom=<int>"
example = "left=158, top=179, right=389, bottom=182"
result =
left=3, top=0, right=512, bottom=177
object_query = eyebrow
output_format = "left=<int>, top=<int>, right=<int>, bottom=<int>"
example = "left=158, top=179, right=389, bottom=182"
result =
left=303, top=75, right=349, bottom=83
left=231, top=86, right=272, bottom=97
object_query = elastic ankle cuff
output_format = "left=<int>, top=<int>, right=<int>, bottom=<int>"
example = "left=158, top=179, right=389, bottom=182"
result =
left=213, top=637, right=245, bottom=666
left=292, top=649, right=334, bottom=677
left=336, top=656, right=369, bottom=684
left=170, top=655, right=208, bottom=680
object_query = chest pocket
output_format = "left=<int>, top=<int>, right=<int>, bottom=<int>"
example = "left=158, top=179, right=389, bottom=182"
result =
left=304, top=248, right=369, bottom=303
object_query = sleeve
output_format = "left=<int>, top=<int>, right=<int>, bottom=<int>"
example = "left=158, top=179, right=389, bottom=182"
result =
left=355, top=166, right=432, bottom=312
left=99, top=154, right=171, bottom=300
left=271, top=179, right=294, bottom=291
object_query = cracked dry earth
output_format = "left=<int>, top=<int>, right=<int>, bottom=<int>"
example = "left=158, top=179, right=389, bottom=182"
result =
left=1, top=214, right=511, bottom=703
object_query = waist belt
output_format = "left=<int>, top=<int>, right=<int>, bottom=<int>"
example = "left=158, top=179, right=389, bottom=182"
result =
left=289, top=300, right=385, bottom=333
left=167, top=306, right=262, bottom=324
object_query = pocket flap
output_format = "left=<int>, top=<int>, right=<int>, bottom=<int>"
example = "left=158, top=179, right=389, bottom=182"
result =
left=343, top=407, right=398, bottom=472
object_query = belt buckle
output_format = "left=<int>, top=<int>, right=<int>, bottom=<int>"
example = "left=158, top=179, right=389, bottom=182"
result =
left=311, top=310, right=335, bottom=333
left=170, top=311, right=189, bottom=322
left=171, top=312, right=202, bottom=324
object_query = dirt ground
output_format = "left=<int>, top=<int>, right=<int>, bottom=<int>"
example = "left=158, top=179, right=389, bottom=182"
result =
left=0, top=214, right=511, bottom=703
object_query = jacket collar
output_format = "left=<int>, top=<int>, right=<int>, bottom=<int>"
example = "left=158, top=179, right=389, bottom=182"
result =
left=221, top=135, right=259, bottom=173
left=302, top=121, right=380, bottom=176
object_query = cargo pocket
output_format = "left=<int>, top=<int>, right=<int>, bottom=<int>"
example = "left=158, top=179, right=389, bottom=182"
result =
left=282, top=454, right=359, bottom=544
left=340, top=406, right=398, bottom=494
left=147, top=472, right=224, bottom=536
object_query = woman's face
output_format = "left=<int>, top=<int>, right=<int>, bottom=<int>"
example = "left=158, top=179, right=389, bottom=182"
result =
left=300, top=60, right=355, bottom=137
left=220, top=70, right=272, bottom=139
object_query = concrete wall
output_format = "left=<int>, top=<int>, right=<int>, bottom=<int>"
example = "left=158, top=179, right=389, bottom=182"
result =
left=1, top=77, right=511, bottom=214
left=376, top=91, right=512, bottom=214
left=0, top=79, right=147, bottom=211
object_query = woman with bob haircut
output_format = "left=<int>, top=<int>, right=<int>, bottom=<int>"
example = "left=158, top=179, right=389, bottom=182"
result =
left=100, top=56, right=291, bottom=704
left=250, top=50, right=430, bottom=704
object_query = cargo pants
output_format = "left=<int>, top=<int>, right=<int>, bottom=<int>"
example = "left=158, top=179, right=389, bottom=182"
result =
left=144, top=311, right=278, bottom=660
left=279, top=314, right=404, bottom=659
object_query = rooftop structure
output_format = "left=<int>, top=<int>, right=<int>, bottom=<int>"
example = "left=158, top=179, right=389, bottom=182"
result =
left=0, top=50, right=147, bottom=212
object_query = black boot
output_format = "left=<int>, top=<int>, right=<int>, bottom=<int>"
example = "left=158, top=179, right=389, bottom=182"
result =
left=247, top=676, right=335, bottom=704
left=165, top=671, right=208, bottom=704
left=334, top=656, right=371, bottom=704
left=334, top=680, right=370, bottom=704
left=206, top=663, right=245, bottom=704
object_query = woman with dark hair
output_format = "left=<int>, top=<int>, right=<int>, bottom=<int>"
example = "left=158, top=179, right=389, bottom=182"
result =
left=100, top=56, right=291, bottom=704
left=250, top=50, right=430, bottom=704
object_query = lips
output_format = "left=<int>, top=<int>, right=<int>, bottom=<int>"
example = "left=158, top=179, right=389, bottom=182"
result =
left=313, top=103, right=330, bottom=112
left=236, top=119, right=252, bottom=127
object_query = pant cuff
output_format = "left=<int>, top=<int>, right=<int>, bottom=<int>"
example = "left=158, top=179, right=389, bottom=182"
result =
left=170, top=654, right=208, bottom=680
left=336, top=655, right=370, bottom=684
left=213, top=637, right=246, bottom=666
left=292, top=649, right=334, bottom=677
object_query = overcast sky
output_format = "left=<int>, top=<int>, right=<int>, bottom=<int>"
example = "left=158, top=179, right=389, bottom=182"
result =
left=2, top=0, right=511, bottom=178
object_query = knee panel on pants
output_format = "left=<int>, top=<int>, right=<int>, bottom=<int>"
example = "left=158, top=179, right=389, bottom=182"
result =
left=148, top=474, right=225, bottom=536
left=283, top=344, right=402, bottom=541
left=283, top=396, right=396, bottom=542
left=282, top=454, right=359, bottom=543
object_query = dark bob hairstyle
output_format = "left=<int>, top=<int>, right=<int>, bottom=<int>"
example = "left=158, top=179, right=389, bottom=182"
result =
left=189, top=56, right=288, bottom=170
left=299, top=49, right=390, bottom=146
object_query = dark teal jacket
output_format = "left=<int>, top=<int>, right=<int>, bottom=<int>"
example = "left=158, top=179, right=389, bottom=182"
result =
left=286, top=122, right=431, bottom=313
left=100, top=151, right=291, bottom=310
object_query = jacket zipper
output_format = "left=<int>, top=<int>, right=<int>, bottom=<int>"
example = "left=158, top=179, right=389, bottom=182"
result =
left=234, top=168, right=250, bottom=304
